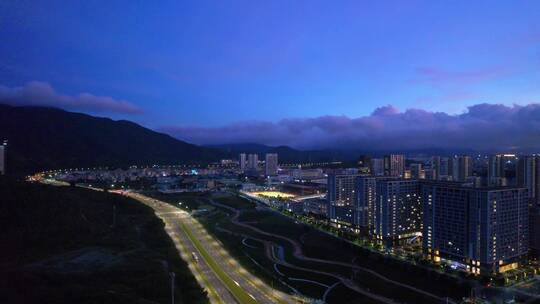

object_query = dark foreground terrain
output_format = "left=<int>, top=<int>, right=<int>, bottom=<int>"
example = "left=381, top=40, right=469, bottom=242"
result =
left=0, top=178, right=208, bottom=304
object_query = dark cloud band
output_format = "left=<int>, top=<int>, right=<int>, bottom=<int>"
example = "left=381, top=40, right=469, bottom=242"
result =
left=160, top=103, right=540, bottom=152
left=0, top=81, right=142, bottom=115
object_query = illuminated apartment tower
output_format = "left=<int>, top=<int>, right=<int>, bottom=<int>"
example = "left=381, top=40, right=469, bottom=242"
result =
left=327, top=173, right=358, bottom=227
left=265, top=153, right=278, bottom=176
left=355, top=177, right=377, bottom=232
left=239, top=153, right=247, bottom=172
left=374, top=179, right=422, bottom=242
left=422, top=182, right=471, bottom=270
left=423, top=182, right=529, bottom=275
left=383, top=154, right=405, bottom=177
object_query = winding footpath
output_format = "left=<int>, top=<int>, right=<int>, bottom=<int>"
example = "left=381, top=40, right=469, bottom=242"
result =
left=210, top=198, right=457, bottom=304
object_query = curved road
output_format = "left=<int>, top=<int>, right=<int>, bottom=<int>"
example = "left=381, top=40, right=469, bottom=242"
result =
left=124, top=192, right=296, bottom=304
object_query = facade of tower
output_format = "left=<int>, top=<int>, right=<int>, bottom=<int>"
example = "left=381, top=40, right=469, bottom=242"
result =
left=370, top=158, right=384, bottom=176
left=247, top=154, right=258, bottom=170
left=383, top=154, right=405, bottom=177
left=355, top=176, right=377, bottom=231
left=374, top=179, right=422, bottom=242
left=423, top=182, right=529, bottom=275
left=431, top=156, right=441, bottom=180
left=457, top=155, right=472, bottom=182
left=517, top=156, right=536, bottom=203
left=239, top=153, right=247, bottom=172
left=265, top=153, right=278, bottom=176
left=327, top=173, right=358, bottom=226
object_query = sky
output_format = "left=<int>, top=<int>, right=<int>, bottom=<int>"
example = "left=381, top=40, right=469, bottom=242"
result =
left=1, top=1, right=540, bottom=150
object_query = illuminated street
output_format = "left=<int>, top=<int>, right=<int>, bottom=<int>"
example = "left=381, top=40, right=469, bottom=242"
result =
left=123, top=192, right=295, bottom=304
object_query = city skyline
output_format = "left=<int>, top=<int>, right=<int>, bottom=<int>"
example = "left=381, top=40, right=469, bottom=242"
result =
left=4, top=2, right=540, bottom=303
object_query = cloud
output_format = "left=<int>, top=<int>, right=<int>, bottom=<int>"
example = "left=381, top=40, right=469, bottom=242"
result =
left=160, top=103, right=540, bottom=152
left=0, top=81, right=142, bottom=114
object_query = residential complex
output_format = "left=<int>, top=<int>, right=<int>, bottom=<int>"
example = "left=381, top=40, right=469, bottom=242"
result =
left=327, top=173, right=358, bottom=227
left=355, top=176, right=377, bottom=232
left=374, top=179, right=422, bottom=242
left=322, top=153, right=539, bottom=275
left=423, top=182, right=529, bottom=274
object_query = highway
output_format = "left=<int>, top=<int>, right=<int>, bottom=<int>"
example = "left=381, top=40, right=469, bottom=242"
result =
left=121, top=192, right=295, bottom=304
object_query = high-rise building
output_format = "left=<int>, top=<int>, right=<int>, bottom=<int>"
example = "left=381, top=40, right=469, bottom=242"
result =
left=355, top=176, right=377, bottom=231
left=239, top=153, right=247, bottom=172
left=488, top=154, right=517, bottom=186
left=327, top=173, right=358, bottom=226
left=410, top=163, right=424, bottom=179
left=422, top=181, right=469, bottom=268
left=445, top=155, right=472, bottom=182
left=247, top=154, right=258, bottom=170
left=431, top=156, right=441, bottom=180
left=457, top=155, right=472, bottom=182
left=423, top=182, right=529, bottom=275
left=530, top=206, right=540, bottom=258
left=488, top=154, right=505, bottom=183
left=383, top=154, right=405, bottom=177
left=517, top=156, right=536, bottom=203
left=374, top=179, right=422, bottom=242
left=448, top=156, right=458, bottom=181
left=265, top=153, right=278, bottom=176
left=469, top=187, right=529, bottom=274
left=440, top=157, right=450, bottom=177
left=0, top=140, right=6, bottom=175
left=488, top=154, right=504, bottom=181
left=370, top=158, right=384, bottom=176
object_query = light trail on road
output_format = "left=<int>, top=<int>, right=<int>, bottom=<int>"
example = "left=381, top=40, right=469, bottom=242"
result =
left=121, top=192, right=296, bottom=304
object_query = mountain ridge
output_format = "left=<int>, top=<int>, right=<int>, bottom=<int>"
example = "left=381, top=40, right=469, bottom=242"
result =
left=0, top=104, right=222, bottom=175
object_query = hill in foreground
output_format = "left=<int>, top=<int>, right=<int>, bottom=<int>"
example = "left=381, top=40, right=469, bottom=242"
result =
left=0, top=178, right=208, bottom=304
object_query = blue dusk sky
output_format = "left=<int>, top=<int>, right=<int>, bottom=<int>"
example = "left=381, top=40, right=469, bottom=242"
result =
left=1, top=1, right=540, bottom=149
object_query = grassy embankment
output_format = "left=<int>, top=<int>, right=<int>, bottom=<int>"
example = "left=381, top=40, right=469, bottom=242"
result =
left=210, top=193, right=471, bottom=303
left=0, top=178, right=208, bottom=304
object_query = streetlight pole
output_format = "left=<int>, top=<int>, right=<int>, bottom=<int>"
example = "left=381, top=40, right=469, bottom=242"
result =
left=170, top=272, right=175, bottom=304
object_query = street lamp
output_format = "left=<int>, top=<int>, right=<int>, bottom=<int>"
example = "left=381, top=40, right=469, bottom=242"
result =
left=170, top=272, right=175, bottom=304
